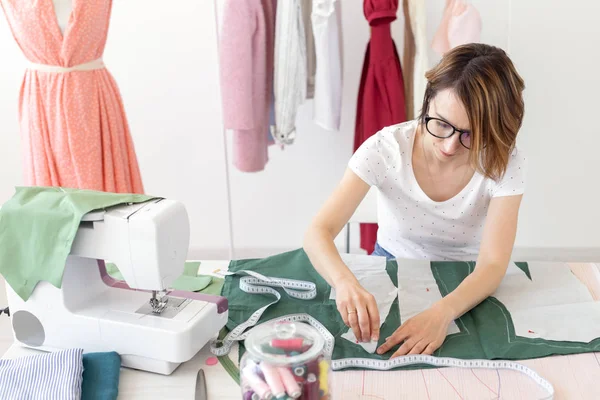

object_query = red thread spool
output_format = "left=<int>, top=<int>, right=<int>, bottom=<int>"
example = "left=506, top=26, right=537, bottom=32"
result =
left=271, top=338, right=304, bottom=351
left=301, top=373, right=320, bottom=400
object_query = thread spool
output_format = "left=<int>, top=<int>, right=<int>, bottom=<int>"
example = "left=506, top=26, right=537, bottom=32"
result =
left=277, top=367, right=302, bottom=398
left=270, top=338, right=305, bottom=351
left=318, top=359, right=329, bottom=396
left=260, top=362, right=286, bottom=398
left=301, top=373, right=320, bottom=400
left=242, top=365, right=273, bottom=400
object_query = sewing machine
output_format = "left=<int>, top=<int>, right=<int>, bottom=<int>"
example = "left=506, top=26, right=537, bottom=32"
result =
left=4, top=198, right=229, bottom=375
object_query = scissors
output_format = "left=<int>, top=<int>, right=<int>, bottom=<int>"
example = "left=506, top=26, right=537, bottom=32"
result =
left=195, top=369, right=207, bottom=400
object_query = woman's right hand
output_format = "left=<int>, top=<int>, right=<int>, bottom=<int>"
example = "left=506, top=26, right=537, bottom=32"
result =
left=334, top=277, right=380, bottom=343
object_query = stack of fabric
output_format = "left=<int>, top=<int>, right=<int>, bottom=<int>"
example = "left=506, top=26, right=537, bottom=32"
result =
left=0, top=348, right=121, bottom=400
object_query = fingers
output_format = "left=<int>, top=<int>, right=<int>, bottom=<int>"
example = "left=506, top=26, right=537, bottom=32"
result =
left=423, top=343, right=437, bottom=355
left=366, top=296, right=380, bottom=341
left=408, top=340, right=427, bottom=355
left=357, top=305, right=371, bottom=342
left=391, top=340, right=440, bottom=358
left=376, top=327, right=408, bottom=354
left=338, top=303, right=350, bottom=327
left=336, top=285, right=380, bottom=343
left=347, top=309, right=361, bottom=342
left=391, top=339, right=415, bottom=358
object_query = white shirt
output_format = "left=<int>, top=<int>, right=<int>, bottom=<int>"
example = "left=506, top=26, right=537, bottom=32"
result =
left=311, top=0, right=342, bottom=131
left=348, top=120, right=527, bottom=261
left=273, top=0, right=308, bottom=145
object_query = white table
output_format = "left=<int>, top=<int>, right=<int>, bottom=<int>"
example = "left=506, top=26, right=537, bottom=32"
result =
left=4, top=253, right=600, bottom=399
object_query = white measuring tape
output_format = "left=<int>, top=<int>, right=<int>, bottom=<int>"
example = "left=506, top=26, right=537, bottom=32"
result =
left=213, top=271, right=555, bottom=399
left=210, top=270, right=317, bottom=356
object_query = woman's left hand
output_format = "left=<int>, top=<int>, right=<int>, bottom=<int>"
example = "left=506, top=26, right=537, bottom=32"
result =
left=376, top=303, right=454, bottom=357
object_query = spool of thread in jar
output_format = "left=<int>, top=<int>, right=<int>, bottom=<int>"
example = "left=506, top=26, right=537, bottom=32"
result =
left=270, top=338, right=304, bottom=351
left=277, top=367, right=301, bottom=398
left=318, top=360, right=329, bottom=396
left=302, top=373, right=320, bottom=400
left=307, top=359, right=320, bottom=376
left=242, top=365, right=273, bottom=400
left=260, top=362, right=286, bottom=398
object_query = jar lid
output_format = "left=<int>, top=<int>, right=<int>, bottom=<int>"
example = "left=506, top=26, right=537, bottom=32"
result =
left=244, top=321, right=325, bottom=366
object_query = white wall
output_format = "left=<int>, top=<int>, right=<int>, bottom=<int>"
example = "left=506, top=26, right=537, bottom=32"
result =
left=509, top=0, right=600, bottom=248
left=0, top=1, right=598, bottom=260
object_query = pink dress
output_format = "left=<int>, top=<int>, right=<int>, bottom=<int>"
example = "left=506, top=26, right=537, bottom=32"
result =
left=0, top=0, right=144, bottom=193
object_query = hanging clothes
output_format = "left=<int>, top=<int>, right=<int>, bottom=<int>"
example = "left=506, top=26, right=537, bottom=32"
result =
left=432, top=0, right=482, bottom=56
left=219, top=0, right=276, bottom=172
left=272, top=0, right=308, bottom=146
left=0, top=0, right=144, bottom=193
left=302, top=0, right=317, bottom=99
left=407, top=0, right=428, bottom=117
left=354, top=0, right=407, bottom=255
left=312, top=0, right=343, bottom=132
left=401, top=0, right=415, bottom=120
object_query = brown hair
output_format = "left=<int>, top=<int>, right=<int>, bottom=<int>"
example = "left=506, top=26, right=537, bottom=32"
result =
left=418, top=43, right=525, bottom=181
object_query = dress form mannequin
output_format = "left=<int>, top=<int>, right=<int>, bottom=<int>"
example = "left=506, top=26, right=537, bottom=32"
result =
left=53, top=0, right=73, bottom=34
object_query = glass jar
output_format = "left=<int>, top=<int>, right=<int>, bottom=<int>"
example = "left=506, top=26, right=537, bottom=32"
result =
left=240, top=320, right=331, bottom=400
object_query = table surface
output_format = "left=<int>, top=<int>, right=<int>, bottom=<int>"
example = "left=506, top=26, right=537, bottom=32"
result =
left=3, top=258, right=600, bottom=399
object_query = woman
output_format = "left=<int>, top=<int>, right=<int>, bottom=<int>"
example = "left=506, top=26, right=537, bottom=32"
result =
left=303, top=43, right=526, bottom=358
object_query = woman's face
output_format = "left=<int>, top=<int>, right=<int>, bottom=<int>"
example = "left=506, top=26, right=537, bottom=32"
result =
left=425, top=88, right=471, bottom=163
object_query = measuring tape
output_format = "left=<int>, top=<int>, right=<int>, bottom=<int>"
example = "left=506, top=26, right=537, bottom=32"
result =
left=210, top=270, right=317, bottom=356
left=213, top=271, right=555, bottom=399
left=331, top=356, right=554, bottom=399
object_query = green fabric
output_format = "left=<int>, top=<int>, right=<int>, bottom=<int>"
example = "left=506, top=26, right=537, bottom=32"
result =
left=221, top=248, right=600, bottom=370
left=222, top=249, right=402, bottom=364
left=105, top=261, right=224, bottom=293
left=0, top=187, right=156, bottom=301
left=81, top=352, right=121, bottom=400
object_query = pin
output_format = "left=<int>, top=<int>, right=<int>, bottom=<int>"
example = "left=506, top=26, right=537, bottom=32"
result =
left=277, top=367, right=301, bottom=398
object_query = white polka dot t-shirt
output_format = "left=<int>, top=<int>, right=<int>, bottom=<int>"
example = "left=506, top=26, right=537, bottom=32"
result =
left=348, top=120, right=527, bottom=261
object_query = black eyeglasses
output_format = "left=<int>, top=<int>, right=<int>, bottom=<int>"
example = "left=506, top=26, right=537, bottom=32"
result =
left=424, top=116, right=472, bottom=149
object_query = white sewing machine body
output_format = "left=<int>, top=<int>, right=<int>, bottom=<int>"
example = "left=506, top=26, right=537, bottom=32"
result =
left=5, top=198, right=229, bottom=375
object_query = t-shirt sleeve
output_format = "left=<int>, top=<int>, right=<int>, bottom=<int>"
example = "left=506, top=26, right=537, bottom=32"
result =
left=491, top=147, right=527, bottom=197
left=348, top=133, right=387, bottom=187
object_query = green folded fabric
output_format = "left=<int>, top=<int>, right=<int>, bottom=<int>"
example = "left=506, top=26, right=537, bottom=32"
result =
left=0, top=187, right=157, bottom=301
left=81, top=352, right=121, bottom=400
left=222, top=248, right=600, bottom=370
left=106, top=261, right=225, bottom=294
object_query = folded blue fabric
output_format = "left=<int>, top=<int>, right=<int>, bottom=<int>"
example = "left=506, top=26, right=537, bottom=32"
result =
left=82, top=351, right=121, bottom=400
left=0, top=348, right=84, bottom=399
